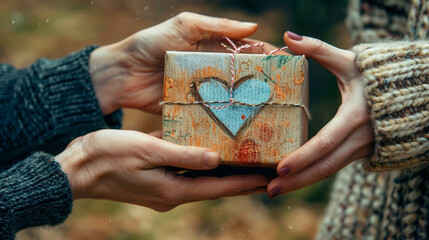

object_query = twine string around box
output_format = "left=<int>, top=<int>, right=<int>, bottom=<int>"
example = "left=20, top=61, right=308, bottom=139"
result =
left=160, top=37, right=311, bottom=119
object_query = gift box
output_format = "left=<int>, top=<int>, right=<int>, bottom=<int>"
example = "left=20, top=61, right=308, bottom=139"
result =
left=162, top=51, right=309, bottom=168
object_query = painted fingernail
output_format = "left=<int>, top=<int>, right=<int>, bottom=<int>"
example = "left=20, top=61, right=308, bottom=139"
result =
left=203, top=151, right=220, bottom=168
left=269, top=187, right=282, bottom=199
left=287, top=31, right=303, bottom=41
left=278, top=167, right=290, bottom=176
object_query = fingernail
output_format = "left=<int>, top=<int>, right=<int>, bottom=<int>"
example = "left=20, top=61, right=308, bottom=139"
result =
left=278, top=166, right=290, bottom=176
left=269, top=187, right=282, bottom=199
left=203, top=151, right=220, bottom=168
left=241, top=21, right=258, bottom=27
left=287, top=31, right=303, bottom=41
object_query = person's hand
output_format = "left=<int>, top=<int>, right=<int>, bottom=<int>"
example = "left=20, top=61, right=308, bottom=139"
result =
left=267, top=32, right=373, bottom=198
left=89, top=12, right=278, bottom=115
left=55, top=129, right=268, bottom=212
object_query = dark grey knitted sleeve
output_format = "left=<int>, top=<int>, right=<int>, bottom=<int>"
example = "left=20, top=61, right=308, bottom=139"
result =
left=0, top=152, right=72, bottom=240
left=0, top=46, right=122, bottom=166
left=0, top=46, right=123, bottom=239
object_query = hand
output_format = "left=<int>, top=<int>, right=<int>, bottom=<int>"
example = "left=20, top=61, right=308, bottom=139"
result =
left=55, top=129, right=268, bottom=212
left=89, top=12, right=278, bottom=115
left=267, top=32, right=373, bottom=198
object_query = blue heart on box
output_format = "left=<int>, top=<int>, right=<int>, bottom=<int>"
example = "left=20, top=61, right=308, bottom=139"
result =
left=198, top=78, right=271, bottom=138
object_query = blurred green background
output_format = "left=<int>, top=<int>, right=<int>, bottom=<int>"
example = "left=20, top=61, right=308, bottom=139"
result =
left=1, top=0, right=351, bottom=239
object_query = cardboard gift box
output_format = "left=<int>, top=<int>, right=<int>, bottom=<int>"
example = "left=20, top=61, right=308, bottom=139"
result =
left=162, top=51, right=309, bottom=168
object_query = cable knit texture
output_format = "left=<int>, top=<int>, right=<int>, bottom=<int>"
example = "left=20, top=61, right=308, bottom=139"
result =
left=0, top=46, right=122, bottom=167
left=317, top=0, right=429, bottom=239
left=354, top=40, right=429, bottom=171
left=0, top=46, right=122, bottom=240
left=317, top=0, right=429, bottom=240
left=0, top=152, right=72, bottom=240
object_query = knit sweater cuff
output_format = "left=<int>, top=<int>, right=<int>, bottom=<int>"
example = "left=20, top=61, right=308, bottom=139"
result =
left=0, top=152, right=72, bottom=240
left=352, top=40, right=429, bottom=171
left=33, top=45, right=122, bottom=133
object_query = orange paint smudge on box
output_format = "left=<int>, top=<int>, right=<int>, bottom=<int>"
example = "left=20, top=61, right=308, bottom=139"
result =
left=280, top=120, right=290, bottom=128
left=254, top=66, right=264, bottom=73
left=195, top=137, right=201, bottom=146
left=224, top=152, right=229, bottom=162
left=163, top=76, right=174, bottom=99
left=203, top=66, right=213, bottom=77
left=201, top=66, right=223, bottom=78
left=266, top=147, right=280, bottom=157
left=293, top=70, right=304, bottom=85
left=192, top=117, right=196, bottom=129
left=236, top=139, right=261, bottom=163
left=258, top=123, right=274, bottom=142
left=201, top=117, right=211, bottom=129
left=172, top=105, right=180, bottom=117
left=212, top=121, right=216, bottom=136
left=274, top=84, right=287, bottom=102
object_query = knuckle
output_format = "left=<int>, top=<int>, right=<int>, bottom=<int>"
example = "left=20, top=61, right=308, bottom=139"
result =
left=219, top=17, right=232, bottom=27
left=286, top=178, right=299, bottom=191
left=182, top=148, right=192, bottom=160
left=80, top=132, right=100, bottom=156
left=291, top=151, right=307, bottom=170
left=175, top=12, right=193, bottom=24
left=134, top=138, right=153, bottom=163
left=316, top=134, right=336, bottom=155
left=82, top=131, right=97, bottom=145
left=179, top=148, right=194, bottom=165
left=311, top=39, right=328, bottom=55
left=315, top=161, right=335, bottom=179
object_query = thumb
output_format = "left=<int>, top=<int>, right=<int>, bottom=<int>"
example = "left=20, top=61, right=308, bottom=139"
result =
left=283, top=31, right=356, bottom=79
left=177, top=12, right=258, bottom=40
left=150, top=137, right=220, bottom=170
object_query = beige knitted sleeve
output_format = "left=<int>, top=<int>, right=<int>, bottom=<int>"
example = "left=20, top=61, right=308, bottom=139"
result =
left=352, top=40, right=429, bottom=171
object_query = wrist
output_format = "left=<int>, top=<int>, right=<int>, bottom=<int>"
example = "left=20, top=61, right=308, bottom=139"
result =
left=89, top=43, right=129, bottom=115
left=55, top=141, right=88, bottom=200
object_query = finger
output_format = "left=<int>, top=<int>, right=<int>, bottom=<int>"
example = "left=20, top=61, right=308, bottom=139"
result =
left=268, top=144, right=372, bottom=198
left=178, top=174, right=269, bottom=203
left=66, top=136, right=83, bottom=149
left=176, top=12, right=258, bottom=40
left=196, top=37, right=289, bottom=55
left=146, top=136, right=220, bottom=170
left=231, top=186, right=267, bottom=196
left=276, top=109, right=368, bottom=177
left=283, top=32, right=358, bottom=80
left=240, top=38, right=290, bottom=55
left=269, top=126, right=373, bottom=197
left=148, top=130, right=162, bottom=138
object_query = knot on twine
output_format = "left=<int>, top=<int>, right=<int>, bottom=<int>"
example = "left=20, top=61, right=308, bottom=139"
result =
left=209, top=37, right=288, bottom=110
left=160, top=37, right=311, bottom=119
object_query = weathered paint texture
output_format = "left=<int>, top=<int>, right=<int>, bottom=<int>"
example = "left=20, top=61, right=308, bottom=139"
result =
left=162, top=51, right=309, bottom=168
left=198, top=79, right=271, bottom=136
